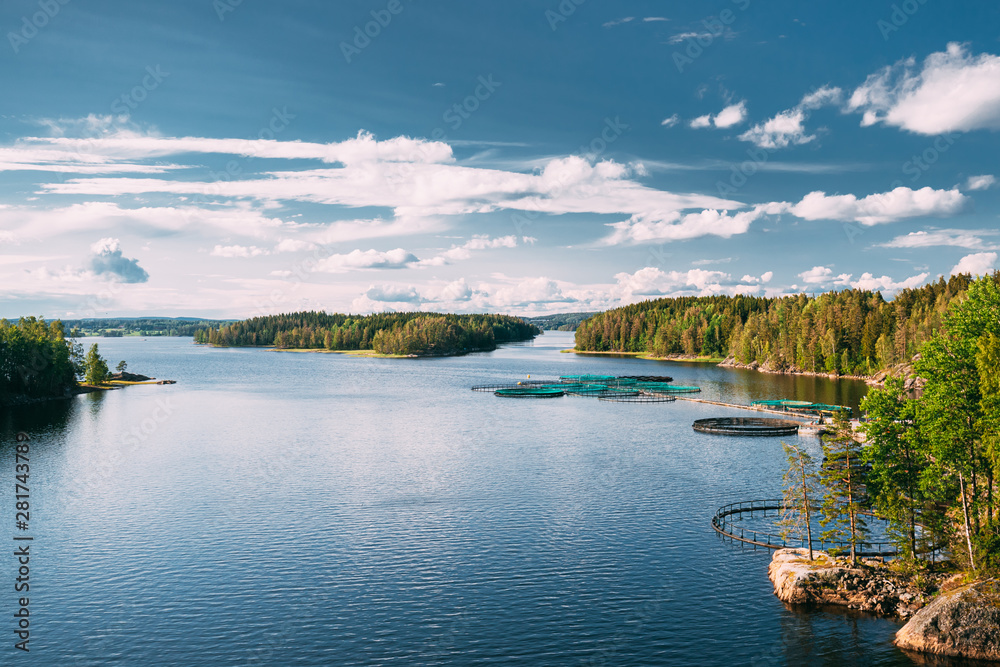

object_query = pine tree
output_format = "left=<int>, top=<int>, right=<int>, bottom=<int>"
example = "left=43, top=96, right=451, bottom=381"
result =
left=84, top=344, right=110, bottom=385
left=779, top=442, right=820, bottom=560
left=819, top=412, right=870, bottom=563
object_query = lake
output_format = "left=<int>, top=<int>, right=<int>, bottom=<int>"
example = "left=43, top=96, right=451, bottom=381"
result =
left=0, top=331, right=924, bottom=666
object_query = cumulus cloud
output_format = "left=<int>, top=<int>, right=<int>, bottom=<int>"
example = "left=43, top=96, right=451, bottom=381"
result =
left=364, top=284, right=423, bottom=303
left=690, top=102, right=747, bottom=130
left=847, top=43, right=1000, bottom=134
left=777, top=186, right=966, bottom=225
left=739, top=86, right=841, bottom=149
left=273, top=239, right=316, bottom=253
left=613, top=267, right=764, bottom=300
left=951, top=252, right=998, bottom=276
left=966, top=174, right=996, bottom=191
left=850, top=272, right=930, bottom=292
left=210, top=245, right=269, bottom=258
left=89, top=238, right=149, bottom=283
left=660, top=114, right=680, bottom=127
left=798, top=266, right=852, bottom=286
left=315, top=248, right=419, bottom=273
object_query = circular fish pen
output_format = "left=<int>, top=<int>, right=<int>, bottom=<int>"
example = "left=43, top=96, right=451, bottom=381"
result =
left=494, top=386, right=565, bottom=398
left=692, top=417, right=800, bottom=436
left=598, top=394, right=676, bottom=403
left=471, top=381, right=553, bottom=392
left=711, top=499, right=903, bottom=558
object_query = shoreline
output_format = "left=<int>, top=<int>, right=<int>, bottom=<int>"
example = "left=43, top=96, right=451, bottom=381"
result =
left=561, top=349, right=725, bottom=364
left=564, top=348, right=877, bottom=383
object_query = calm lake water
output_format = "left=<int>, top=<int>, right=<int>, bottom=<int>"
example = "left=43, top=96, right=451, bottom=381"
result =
left=0, top=331, right=927, bottom=666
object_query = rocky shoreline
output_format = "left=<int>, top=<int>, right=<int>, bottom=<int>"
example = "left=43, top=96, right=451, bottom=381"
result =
left=717, top=356, right=926, bottom=389
left=769, top=549, right=1000, bottom=661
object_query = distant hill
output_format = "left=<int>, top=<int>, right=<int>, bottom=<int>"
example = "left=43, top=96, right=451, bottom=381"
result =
left=61, top=317, right=236, bottom=337
left=525, top=312, right=598, bottom=331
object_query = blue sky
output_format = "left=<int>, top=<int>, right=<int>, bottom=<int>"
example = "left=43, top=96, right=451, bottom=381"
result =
left=1, top=0, right=999, bottom=318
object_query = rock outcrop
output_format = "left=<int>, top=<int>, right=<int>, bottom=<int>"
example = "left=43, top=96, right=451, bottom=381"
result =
left=768, top=548, right=944, bottom=619
left=895, top=580, right=1000, bottom=661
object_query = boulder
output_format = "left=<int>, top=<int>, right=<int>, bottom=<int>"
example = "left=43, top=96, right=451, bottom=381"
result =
left=896, top=580, right=1000, bottom=661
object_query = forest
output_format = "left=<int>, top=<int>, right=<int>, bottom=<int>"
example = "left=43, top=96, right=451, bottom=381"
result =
left=0, top=317, right=79, bottom=403
left=194, top=311, right=540, bottom=356
left=779, top=276, right=1000, bottom=573
left=575, top=272, right=999, bottom=376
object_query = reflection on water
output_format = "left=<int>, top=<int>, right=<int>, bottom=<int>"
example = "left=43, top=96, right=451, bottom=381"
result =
left=0, top=332, right=929, bottom=666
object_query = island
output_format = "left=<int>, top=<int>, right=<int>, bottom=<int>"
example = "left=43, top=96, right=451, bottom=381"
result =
left=194, top=311, right=540, bottom=357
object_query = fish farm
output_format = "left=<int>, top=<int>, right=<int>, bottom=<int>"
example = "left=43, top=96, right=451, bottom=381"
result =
left=692, top=417, right=802, bottom=436
left=471, top=375, right=700, bottom=401
left=749, top=399, right=851, bottom=417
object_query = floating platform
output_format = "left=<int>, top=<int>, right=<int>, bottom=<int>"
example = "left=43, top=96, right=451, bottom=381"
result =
left=692, top=417, right=801, bottom=436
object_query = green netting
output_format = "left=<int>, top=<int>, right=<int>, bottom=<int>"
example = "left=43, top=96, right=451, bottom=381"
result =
left=559, top=374, right=617, bottom=382
left=494, top=386, right=565, bottom=398
left=564, top=384, right=611, bottom=395
left=637, top=382, right=701, bottom=393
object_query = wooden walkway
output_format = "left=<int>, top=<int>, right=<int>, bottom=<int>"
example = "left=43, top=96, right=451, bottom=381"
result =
left=672, top=395, right=817, bottom=421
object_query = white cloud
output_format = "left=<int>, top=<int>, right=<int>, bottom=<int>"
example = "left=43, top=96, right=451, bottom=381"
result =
left=850, top=272, right=930, bottom=292
left=315, top=248, right=419, bottom=273
left=364, top=284, right=423, bottom=303
left=690, top=102, right=748, bottom=130
left=603, top=17, right=634, bottom=27
left=951, top=252, right=997, bottom=276
left=660, top=114, right=680, bottom=127
left=799, top=266, right=852, bottom=286
left=760, top=271, right=774, bottom=283
left=739, top=108, right=811, bottom=149
left=669, top=31, right=713, bottom=44
left=739, top=86, right=841, bottom=149
left=210, top=245, right=270, bottom=258
left=847, top=43, right=1000, bottom=134
left=613, top=267, right=764, bottom=299
left=713, top=102, right=748, bottom=128
left=966, top=174, right=996, bottom=191
left=416, top=235, right=526, bottom=267
left=880, top=228, right=998, bottom=250
left=602, top=203, right=784, bottom=245
left=778, top=186, right=966, bottom=225
left=643, top=16, right=669, bottom=22
left=273, top=239, right=316, bottom=253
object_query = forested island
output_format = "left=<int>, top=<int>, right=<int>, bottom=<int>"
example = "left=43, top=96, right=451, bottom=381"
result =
left=195, top=312, right=541, bottom=356
left=525, top=312, right=597, bottom=331
left=0, top=317, right=139, bottom=405
left=574, top=272, right=999, bottom=377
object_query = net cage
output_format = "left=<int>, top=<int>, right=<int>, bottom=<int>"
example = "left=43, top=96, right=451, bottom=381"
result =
left=692, top=417, right=801, bottom=436
left=494, top=386, right=565, bottom=398
left=599, top=394, right=677, bottom=403
left=750, top=399, right=852, bottom=417
left=475, top=376, right=699, bottom=402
